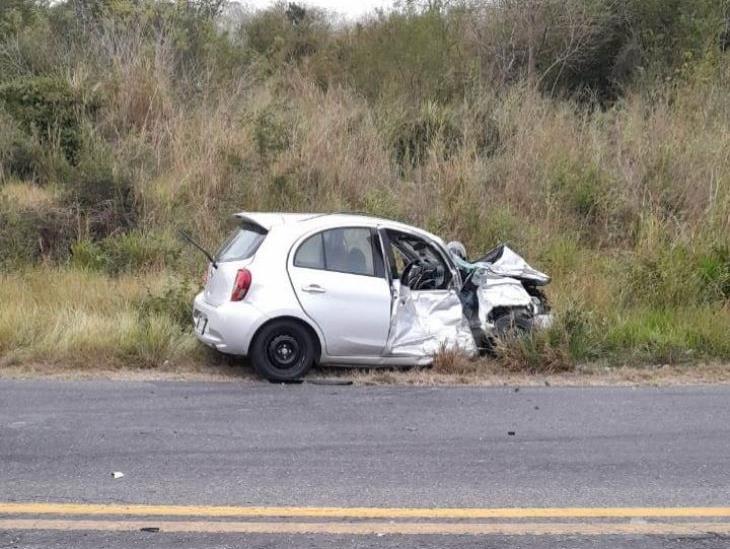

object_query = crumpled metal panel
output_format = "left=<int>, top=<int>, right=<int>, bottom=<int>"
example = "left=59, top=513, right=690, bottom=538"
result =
left=485, top=246, right=550, bottom=284
left=386, top=284, right=477, bottom=358
left=455, top=245, right=550, bottom=285
left=476, top=276, right=533, bottom=327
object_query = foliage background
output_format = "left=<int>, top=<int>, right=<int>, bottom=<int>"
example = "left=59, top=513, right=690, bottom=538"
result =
left=0, top=0, right=728, bottom=371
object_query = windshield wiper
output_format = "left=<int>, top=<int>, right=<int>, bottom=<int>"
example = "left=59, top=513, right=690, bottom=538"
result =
left=178, top=230, right=218, bottom=269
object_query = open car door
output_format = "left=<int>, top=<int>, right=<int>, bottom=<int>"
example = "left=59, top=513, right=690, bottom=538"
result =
left=379, top=228, right=476, bottom=359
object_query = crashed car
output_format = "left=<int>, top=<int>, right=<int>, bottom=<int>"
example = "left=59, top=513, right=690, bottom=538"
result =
left=446, top=242, right=552, bottom=349
left=187, top=212, right=552, bottom=380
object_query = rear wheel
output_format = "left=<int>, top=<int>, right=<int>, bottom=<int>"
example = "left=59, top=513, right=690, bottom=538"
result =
left=250, top=320, right=316, bottom=381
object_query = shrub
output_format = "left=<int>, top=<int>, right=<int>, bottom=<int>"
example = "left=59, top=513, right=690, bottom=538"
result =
left=0, top=186, right=76, bottom=268
left=70, top=230, right=180, bottom=274
left=698, top=245, right=730, bottom=300
left=136, top=276, right=197, bottom=329
left=0, top=0, right=43, bottom=37
left=621, top=240, right=730, bottom=309
left=0, top=77, right=100, bottom=166
left=389, top=101, right=461, bottom=168
left=243, top=2, right=330, bottom=65
left=66, top=129, right=133, bottom=212
left=0, top=109, right=41, bottom=180
left=547, top=157, right=614, bottom=241
left=253, top=106, right=290, bottom=159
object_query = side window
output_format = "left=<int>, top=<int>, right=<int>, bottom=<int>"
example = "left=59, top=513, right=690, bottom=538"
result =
left=323, top=228, right=374, bottom=276
left=294, top=233, right=325, bottom=269
left=293, top=228, right=385, bottom=277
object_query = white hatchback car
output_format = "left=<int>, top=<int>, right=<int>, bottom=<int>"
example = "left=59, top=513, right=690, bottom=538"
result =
left=191, top=212, right=475, bottom=380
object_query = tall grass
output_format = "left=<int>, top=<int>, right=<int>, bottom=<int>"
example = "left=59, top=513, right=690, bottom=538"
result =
left=0, top=1, right=728, bottom=372
left=0, top=268, right=200, bottom=368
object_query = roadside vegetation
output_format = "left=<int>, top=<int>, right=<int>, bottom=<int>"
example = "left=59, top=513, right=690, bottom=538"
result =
left=1, top=0, right=729, bottom=375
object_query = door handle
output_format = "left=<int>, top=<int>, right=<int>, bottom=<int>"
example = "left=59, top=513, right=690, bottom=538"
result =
left=302, top=284, right=326, bottom=294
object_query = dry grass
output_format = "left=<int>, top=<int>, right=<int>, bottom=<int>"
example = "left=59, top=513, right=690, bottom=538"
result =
left=1, top=11, right=729, bottom=378
left=0, top=268, right=200, bottom=369
left=0, top=180, right=59, bottom=209
left=3, top=360, right=728, bottom=388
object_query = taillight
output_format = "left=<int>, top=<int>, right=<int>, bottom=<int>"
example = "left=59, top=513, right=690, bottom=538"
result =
left=231, top=269, right=252, bottom=301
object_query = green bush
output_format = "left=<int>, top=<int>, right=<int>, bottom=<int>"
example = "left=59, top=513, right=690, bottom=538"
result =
left=621, top=241, right=730, bottom=308
left=67, top=130, right=133, bottom=210
left=0, top=77, right=99, bottom=165
left=548, top=158, right=612, bottom=234
left=253, top=107, right=290, bottom=159
left=0, top=109, right=40, bottom=179
left=70, top=231, right=180, bottom=274
left=389, top=101, right=461, bottom=168
left=243, top=2, right=329, bottom=66
left=0, top=0, right=40, bottom=37
left=0, top=194, right=76, bottom=268
left=698, top=245, right=730, bottom=300
left=136, top=277, right=196, bottom=328
left=332, top=6, right=462, bottom=103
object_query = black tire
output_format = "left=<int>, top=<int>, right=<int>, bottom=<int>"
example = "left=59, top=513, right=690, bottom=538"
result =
left=493, top=310, right=533, bottom=341
left=250, top=320, right=316, bottom=381
left=484, top=310, right=533, bottom=355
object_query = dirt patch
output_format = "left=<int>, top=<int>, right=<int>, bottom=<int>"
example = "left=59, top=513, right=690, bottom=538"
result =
left=1, top=360, right=728, bottom=387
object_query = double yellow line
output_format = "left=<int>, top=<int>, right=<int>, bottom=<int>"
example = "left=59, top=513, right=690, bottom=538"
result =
left=1, top=503, right=729, bottom=536
left=2, top=502, right=730, bottom=519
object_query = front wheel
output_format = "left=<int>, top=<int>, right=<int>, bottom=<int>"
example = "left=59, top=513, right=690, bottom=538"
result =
left=493, top=310, right=533, bottom=340
left=250, top=320, right=316, bottom=381
left=485, top=310, right=533, bottom=355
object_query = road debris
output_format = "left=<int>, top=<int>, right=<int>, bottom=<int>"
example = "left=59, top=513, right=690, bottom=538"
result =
left=307, top=379, right=354, bottom=386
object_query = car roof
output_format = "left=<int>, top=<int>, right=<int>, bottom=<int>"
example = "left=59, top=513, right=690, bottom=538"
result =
left=233, top=211, right=444, bottom=245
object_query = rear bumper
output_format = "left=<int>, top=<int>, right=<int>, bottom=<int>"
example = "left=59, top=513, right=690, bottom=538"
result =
left=192, top=292, right=267, bottom=355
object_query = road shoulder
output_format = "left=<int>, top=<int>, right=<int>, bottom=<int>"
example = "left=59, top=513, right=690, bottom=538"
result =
left=1, top=361, right=728, bottom=386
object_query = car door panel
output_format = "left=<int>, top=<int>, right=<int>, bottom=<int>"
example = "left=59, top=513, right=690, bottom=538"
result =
left=287, top=227, right=392, bottom=357
left=289, top=268, right=391, bottom=356
left=378, top=227, right=475, bottom=357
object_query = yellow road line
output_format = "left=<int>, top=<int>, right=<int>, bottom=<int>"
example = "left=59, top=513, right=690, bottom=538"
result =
left=1, top=503, right=729, bottom=519
left=1, top=518, right=730, bottom=536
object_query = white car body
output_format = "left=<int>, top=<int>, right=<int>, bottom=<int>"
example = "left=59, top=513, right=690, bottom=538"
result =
left=192, top=212, right=474, bottom=367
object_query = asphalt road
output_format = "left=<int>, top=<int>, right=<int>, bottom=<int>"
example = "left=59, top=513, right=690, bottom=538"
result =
left=1, top=379, right=729, bottom=548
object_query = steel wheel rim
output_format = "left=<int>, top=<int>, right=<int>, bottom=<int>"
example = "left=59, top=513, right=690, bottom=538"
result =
left=267, top=334, right=301, bottom=368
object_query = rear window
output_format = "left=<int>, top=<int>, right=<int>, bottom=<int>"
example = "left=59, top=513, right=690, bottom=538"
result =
left=215, top=222, right=267, bottom=262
